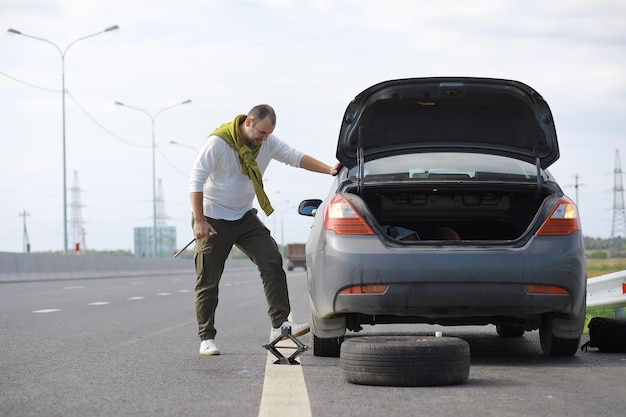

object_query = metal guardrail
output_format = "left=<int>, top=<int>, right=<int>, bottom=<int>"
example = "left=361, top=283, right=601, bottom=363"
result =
left=586, top=270, right=626, bottom=313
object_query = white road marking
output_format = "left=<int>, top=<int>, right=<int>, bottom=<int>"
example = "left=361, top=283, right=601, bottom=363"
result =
left=32, top=309, right=61, bottom=313
left=258, top=318, right=312, bottom=417
left=128, top=296, right=145, bottom=300
left=88, top=302, right=110, bottom=306
left=63, top=285, right=84, bottom=290
left=157, top=292, right=171, bottom=296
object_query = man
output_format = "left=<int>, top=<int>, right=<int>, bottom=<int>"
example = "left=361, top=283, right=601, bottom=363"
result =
left=189, top=104, right=340, bottom=355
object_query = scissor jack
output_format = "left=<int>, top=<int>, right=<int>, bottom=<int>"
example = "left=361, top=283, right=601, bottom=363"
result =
left=263, top=327, right=309, bottom=365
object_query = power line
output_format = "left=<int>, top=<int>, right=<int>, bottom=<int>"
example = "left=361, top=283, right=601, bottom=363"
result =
left=67, top=92, right=149, bottom=148
left=2, top=70, right=149, bottom=148
left=0, top=70, right=61, bottom=93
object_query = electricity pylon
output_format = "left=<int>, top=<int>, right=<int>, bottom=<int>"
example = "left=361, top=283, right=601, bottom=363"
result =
left=609, top=150, right=626, bottom=259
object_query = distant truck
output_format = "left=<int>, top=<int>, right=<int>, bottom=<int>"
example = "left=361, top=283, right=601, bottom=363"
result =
left=285, top=243, right=307, bottom=271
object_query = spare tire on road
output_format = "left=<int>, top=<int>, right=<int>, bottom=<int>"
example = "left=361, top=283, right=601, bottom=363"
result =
left=340, top=336, right=470, bottom=387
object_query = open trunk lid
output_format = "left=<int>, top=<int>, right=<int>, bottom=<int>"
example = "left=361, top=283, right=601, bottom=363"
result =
left=336, top=77, right=559, bottom=170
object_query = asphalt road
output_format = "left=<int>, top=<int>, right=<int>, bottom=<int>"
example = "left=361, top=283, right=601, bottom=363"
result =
left=1, top=261, right=625, bottom=417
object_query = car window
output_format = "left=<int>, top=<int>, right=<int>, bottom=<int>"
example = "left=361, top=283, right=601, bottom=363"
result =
left=348, top=153, right=542, bottom=182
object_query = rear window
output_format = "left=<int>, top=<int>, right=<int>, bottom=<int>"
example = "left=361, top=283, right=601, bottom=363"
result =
left=348, top=152, right=542, bottom=183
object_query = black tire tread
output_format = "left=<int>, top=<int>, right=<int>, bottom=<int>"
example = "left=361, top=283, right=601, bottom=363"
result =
left=539, top=316, right=582, bottom=356
left=340, top=336, right=470, bottom=386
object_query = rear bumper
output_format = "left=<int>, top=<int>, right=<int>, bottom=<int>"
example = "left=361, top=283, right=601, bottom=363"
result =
left=334, top=282, right=572, bottom=318
left=307, top=232, right=587, bottom=323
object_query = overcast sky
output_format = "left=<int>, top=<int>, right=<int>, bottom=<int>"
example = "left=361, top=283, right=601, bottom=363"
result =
left=1, top=0, right=625, bottom=254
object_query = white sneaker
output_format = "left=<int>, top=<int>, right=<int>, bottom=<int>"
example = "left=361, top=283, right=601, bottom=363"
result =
left=199, top=339, right=220, bottom=355
left=271, top=321, right=310, bottom=339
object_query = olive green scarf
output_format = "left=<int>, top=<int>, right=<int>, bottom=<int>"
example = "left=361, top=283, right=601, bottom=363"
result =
left=210, top=114, right=274, bottom=216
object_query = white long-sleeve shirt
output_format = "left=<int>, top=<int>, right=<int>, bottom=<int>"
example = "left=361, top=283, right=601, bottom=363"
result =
left=189, top=134, right=304, bottom=220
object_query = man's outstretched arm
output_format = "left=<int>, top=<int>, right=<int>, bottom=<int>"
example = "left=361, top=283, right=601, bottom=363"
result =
left=300, top=155, right=341, bottom=176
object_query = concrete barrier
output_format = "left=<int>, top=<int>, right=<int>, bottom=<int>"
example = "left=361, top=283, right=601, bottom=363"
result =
left=0, top=252, right=194, bottom=282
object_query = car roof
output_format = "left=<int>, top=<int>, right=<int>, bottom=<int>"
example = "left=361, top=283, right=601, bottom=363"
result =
left=336, top=77, right=559, bottom=170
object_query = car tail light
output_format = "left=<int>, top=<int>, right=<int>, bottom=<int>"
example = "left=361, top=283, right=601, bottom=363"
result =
left=339, top=285, right=389, bottom=294
left=323, top=195, right=374, bottom=235
left=525, top=285, right=569, bottom=295
left=536, top=196, right=581, bottom=236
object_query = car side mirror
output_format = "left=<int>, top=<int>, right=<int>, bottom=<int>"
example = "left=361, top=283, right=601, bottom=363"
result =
left=298, top=199, right=322, bottom=217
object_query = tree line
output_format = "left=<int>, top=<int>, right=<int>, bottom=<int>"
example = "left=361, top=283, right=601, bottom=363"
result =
left=585, top=236, right=625, bottom=258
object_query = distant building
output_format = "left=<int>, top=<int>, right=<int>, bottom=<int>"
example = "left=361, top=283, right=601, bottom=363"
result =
left=134, top=226, right=177, bottom=258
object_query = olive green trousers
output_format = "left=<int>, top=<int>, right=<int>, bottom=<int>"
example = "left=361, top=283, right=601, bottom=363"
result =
left=193, top=209, right=290, bottom=340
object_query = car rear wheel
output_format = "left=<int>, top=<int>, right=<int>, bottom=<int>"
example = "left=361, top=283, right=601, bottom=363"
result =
left=312, top=334, right=343, bottom=357
left=539, top=316, right=582, bottom=356
left=496, top=324, right=525, bottom=337
left=340, top=336, right=470, bottom=386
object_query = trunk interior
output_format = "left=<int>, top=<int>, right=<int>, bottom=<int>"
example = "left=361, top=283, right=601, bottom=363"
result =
left=343, top=183, right=555, bottom=241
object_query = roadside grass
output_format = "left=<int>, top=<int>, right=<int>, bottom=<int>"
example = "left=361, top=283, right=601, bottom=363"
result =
left=584, top=258, right=626, bottom=331
left=587, top=258, right=626, bottom=278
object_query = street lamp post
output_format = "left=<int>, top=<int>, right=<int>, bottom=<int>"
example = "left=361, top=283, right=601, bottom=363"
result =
left=7, top=25, right=119, bottom=254
left=115, top=100, right=192, bottom=257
